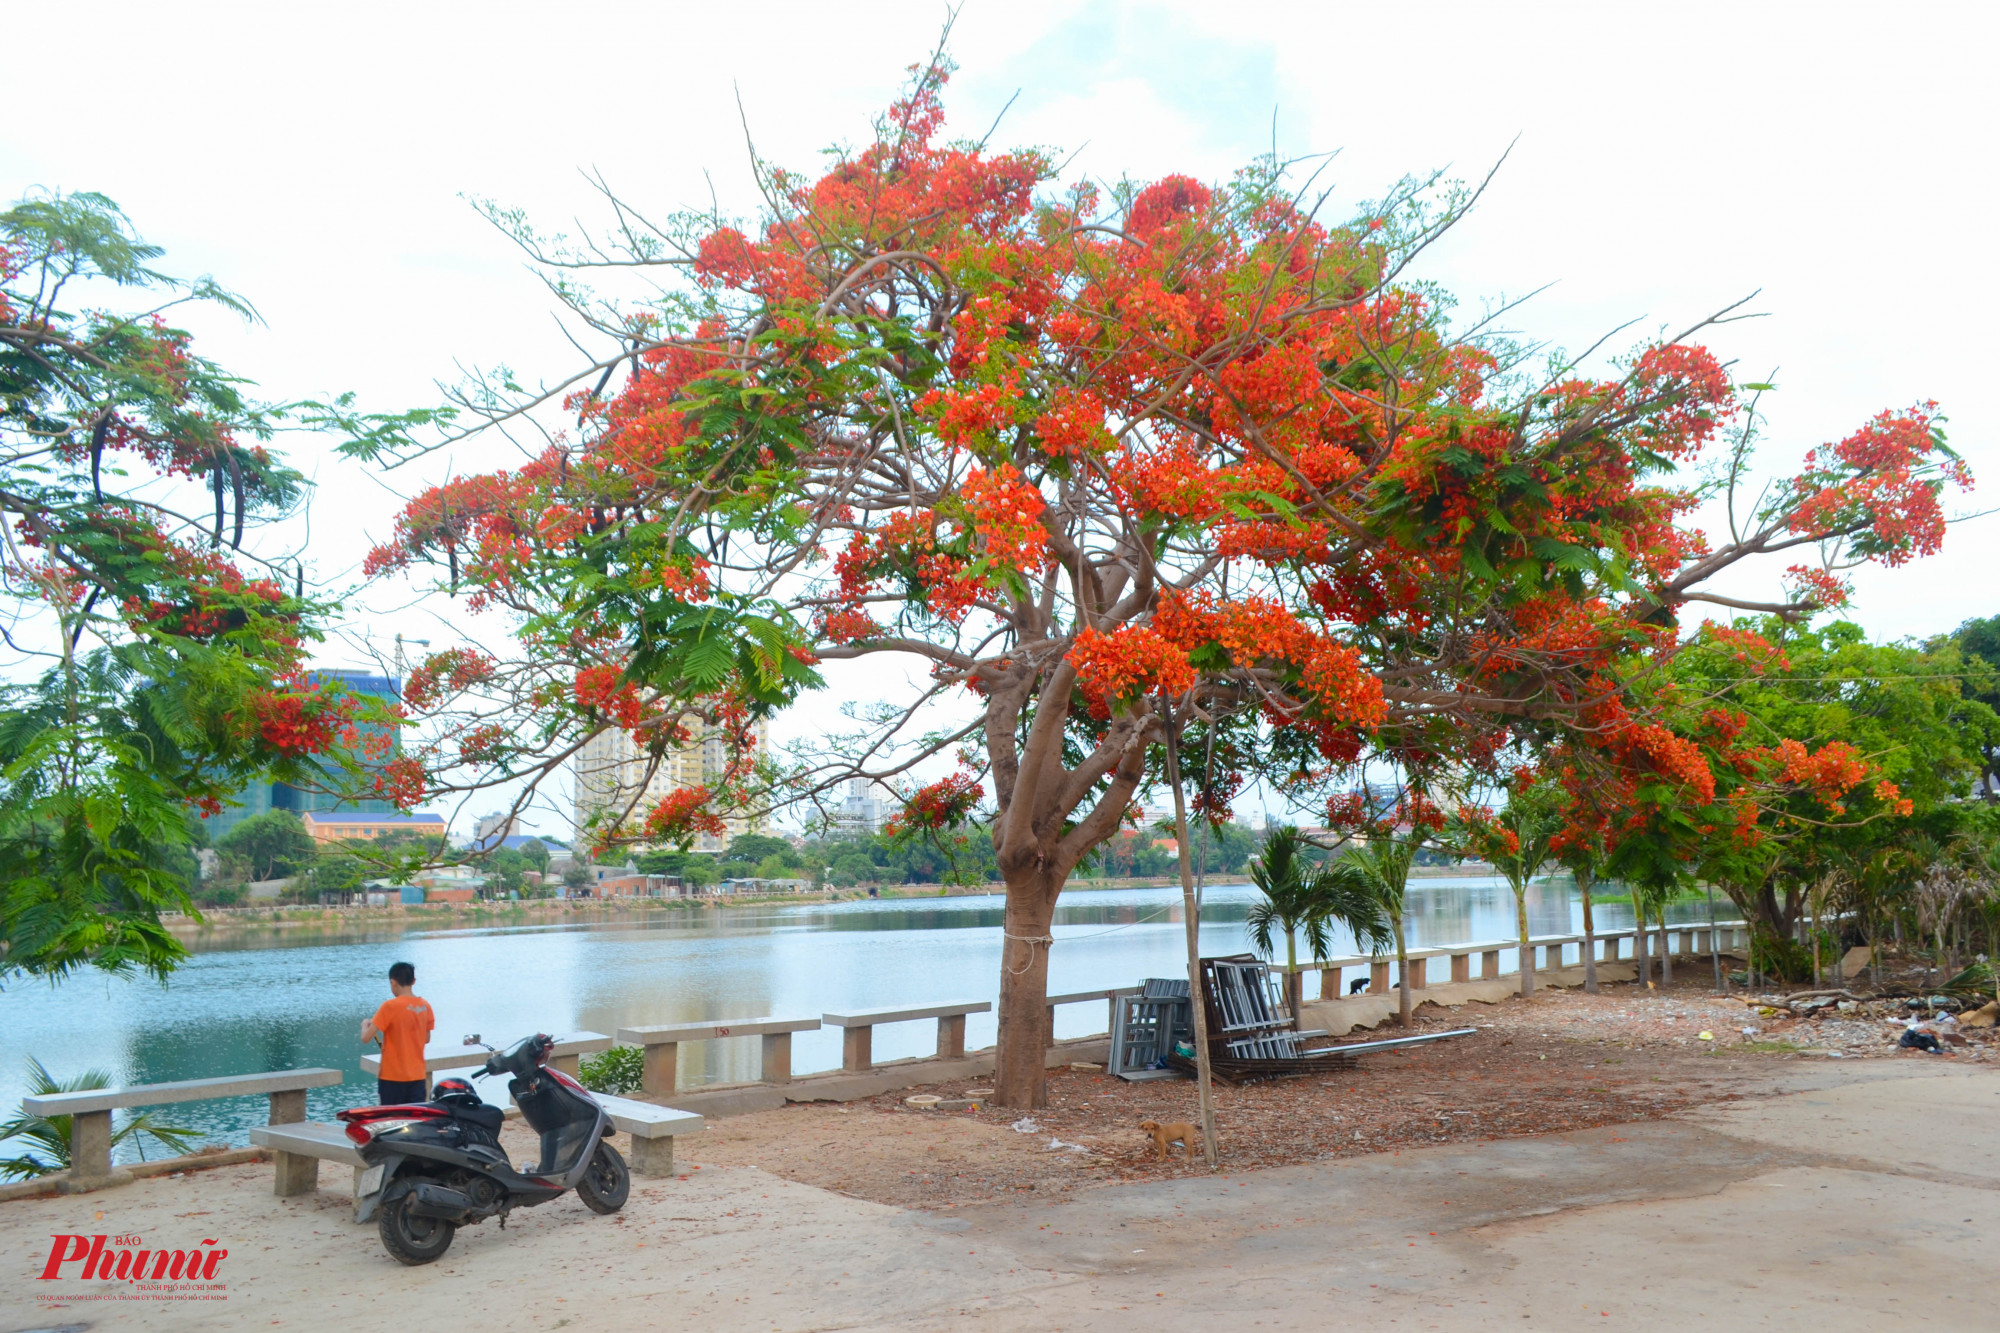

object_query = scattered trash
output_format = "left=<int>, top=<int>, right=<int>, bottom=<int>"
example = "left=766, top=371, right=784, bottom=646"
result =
left=1011, top=1117, right=1041, bottom=1134
left=1046, top=1137, right=1091, bottom=1154
left=1069, top=1062, right=1103, bottom=1072
left=1899, top=1027, right=1944, bottom=1054
left=1697, top=1031, right=1713, bottom=1042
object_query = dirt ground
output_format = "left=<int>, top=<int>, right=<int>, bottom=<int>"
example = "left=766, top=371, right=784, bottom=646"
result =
left=683, top=974, right=1992, bottom=1210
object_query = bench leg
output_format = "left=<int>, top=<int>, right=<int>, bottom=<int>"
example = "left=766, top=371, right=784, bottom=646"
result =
left=938, top=1013, right=967, bottom=1059
left=1370, top=961, right=1391, bottom=994
left=1405, top=957, right=1426, bottom=990
left=1481, top=949, right=1500, bottom=980
left=273, top=1150, right=320, bottom=1197
left=760, top=1032, right=792, bottom=1085
left=1450, top=953, right=1470, bottom=983
left=269, top=1089, right=307, bottom=1125
left=643, top=1042, right=678, bottom=1097
left=551, top=1054, right=580, bottom=1077
left=71, top=1109, right=114, bottom=1182
left=843, top=1025, right=873, bottom=1072
left=1319, top=967, right=1340, bottom=1001
left=629, top=1134, right=674, bottom=1177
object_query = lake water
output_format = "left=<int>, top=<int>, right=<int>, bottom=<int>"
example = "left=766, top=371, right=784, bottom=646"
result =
left=0, top=876, right=1726, bottom=1164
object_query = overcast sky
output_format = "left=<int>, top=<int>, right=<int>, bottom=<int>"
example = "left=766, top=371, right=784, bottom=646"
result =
left=9, top=2, right=1995, bottom=836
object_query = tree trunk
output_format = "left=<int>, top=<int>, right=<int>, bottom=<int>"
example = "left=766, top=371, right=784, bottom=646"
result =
left=1631, top=884, right=1650, bottom=988
left=1657, top=908, right=1672, bottom=988
left=1581, top=874, right=1599, bottom=995
left=1285, top=933, right=1302, bottom=1020
left=1393, top=918, right=1412, bottom=1027
left=992, top=878, right=1058, bottom=1108
left=1515, top=885, right=1535, bottom=997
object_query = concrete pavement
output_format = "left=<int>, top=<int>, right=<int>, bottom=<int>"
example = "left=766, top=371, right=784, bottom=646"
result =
left=3, top=1060, right=1986, bottom=1331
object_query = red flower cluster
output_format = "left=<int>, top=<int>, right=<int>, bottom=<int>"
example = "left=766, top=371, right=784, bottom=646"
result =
left=641, top=787, right=728, bottom=844
left=886, top=768, right=984, bottom=836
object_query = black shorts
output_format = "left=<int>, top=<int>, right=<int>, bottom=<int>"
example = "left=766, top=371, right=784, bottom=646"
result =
left=377, top=1077, right=429, bottom=1106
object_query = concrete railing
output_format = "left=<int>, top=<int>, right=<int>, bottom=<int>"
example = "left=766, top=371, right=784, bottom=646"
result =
left=1305, top=921, right=1753, bottom=999
left=822, top=1001, right=992, bottom=1071
left=22, top=1068, right=345, bottom=1186
left=615, top=1017, right=822, bottom=1094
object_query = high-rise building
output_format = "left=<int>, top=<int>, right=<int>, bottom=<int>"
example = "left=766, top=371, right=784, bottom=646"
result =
left=573, top=718, right=769, bottom=852
left=832, top=776, right=891, bottom=835
left=205, top=670, right=404, bottom=842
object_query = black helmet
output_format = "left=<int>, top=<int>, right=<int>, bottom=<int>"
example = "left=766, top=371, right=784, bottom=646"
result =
left=432, top=1077, right=477, bottom=1101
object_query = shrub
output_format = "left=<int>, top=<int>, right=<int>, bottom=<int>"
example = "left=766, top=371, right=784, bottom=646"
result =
left=577, top=1045, right=645, bottom=1095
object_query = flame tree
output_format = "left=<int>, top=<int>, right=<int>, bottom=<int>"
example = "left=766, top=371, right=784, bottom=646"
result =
left=0, top=192, right=409, bottom=981
left=356, top=59, right=1966, bottom=1105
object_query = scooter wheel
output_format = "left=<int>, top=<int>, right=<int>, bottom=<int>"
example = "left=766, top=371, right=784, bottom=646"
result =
left=378, top=1192, right=457, bottom=1265
left=577, top=1142, right=630, bottom=1214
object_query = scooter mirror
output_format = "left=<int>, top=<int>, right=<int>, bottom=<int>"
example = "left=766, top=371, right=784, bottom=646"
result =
left=463, top=1034, right=481, bottom=1045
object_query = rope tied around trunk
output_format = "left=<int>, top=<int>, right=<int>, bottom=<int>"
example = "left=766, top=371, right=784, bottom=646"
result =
left=1002, top=930, right=1055, bottom=974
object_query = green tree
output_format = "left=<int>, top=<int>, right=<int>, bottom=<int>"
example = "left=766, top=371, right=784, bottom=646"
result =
left=217, top=810, right=316, bottom=882
left=0, top=192, right=417, bottom=983
left=1323, top=831, right=1421, bottom=1026
left=1246, top=826, right=1391, bottom=1016
left=1949, top=614, right=2000, bottom=799
left=1452, top=776, right=1560, bottom=996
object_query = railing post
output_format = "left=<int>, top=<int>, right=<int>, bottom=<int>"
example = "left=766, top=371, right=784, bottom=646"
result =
left=938, top=1013, right=966, bottom=1060
left=1370, top=960, right=1391, bottom=994
left=1450, top=952, right=1470, bottom=983
left=1406, top=957, right=1427, bottom=990
left=268, top=1089, right=307, bottom=1125
left=642, top=1041, right=679, bottom=1097
left=844, top=1024, right=873, bottom=1072
left=760, top=1032, right=793, bottom=1085
left=70, top=1110, right=114, bottom=1182
left=1319, top=966, right=1342, bottom=1001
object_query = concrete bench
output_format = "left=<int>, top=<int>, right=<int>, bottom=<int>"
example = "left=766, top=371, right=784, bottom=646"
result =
left=615, top=1017, right=821, bottom=1095
left=822, top=1001, right=992, bottom=1071
left=361, top=1031, right=612, bottom=1084
left=248, top=1120, right=367, bottom=1211
left=1044, top=987, right=1142, bottom=1048
left=595, top=1094, right=705, bottom=1176
left=22, top=1067, right=344, bottom=1188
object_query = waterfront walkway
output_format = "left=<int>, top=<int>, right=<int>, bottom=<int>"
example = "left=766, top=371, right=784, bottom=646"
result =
left=5, top=1060, right=1985, bottom=1330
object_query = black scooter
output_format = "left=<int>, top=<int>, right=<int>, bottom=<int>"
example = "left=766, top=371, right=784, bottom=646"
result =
left=336, top=1032, right=630, bottom=1265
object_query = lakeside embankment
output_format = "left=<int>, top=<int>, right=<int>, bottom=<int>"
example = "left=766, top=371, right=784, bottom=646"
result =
left=163, top=862, right=1498, bottom=948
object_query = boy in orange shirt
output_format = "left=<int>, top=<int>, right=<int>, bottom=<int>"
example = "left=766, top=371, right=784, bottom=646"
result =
left=361, top=961, right=434, bottom=1104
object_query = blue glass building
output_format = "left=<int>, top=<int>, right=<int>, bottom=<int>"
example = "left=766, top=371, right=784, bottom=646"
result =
left=204, top=669, right=405, bottom=841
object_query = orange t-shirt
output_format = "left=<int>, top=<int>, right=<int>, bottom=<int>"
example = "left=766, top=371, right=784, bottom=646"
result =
left=371, top=994, right=435, bottom=1082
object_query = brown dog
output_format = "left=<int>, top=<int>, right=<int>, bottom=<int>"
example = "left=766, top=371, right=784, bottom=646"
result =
left=1138, top=1118, right=1201, bottom=1162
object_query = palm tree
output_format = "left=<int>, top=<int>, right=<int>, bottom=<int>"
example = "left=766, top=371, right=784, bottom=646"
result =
left=0, top=1058, right=198, bottom=1179
left=1247, top=826, right=1393, bottom=1016
left=1324, top=832, right=1420, bottom=1025
left=1462, top=786, right=1560, bottom=997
